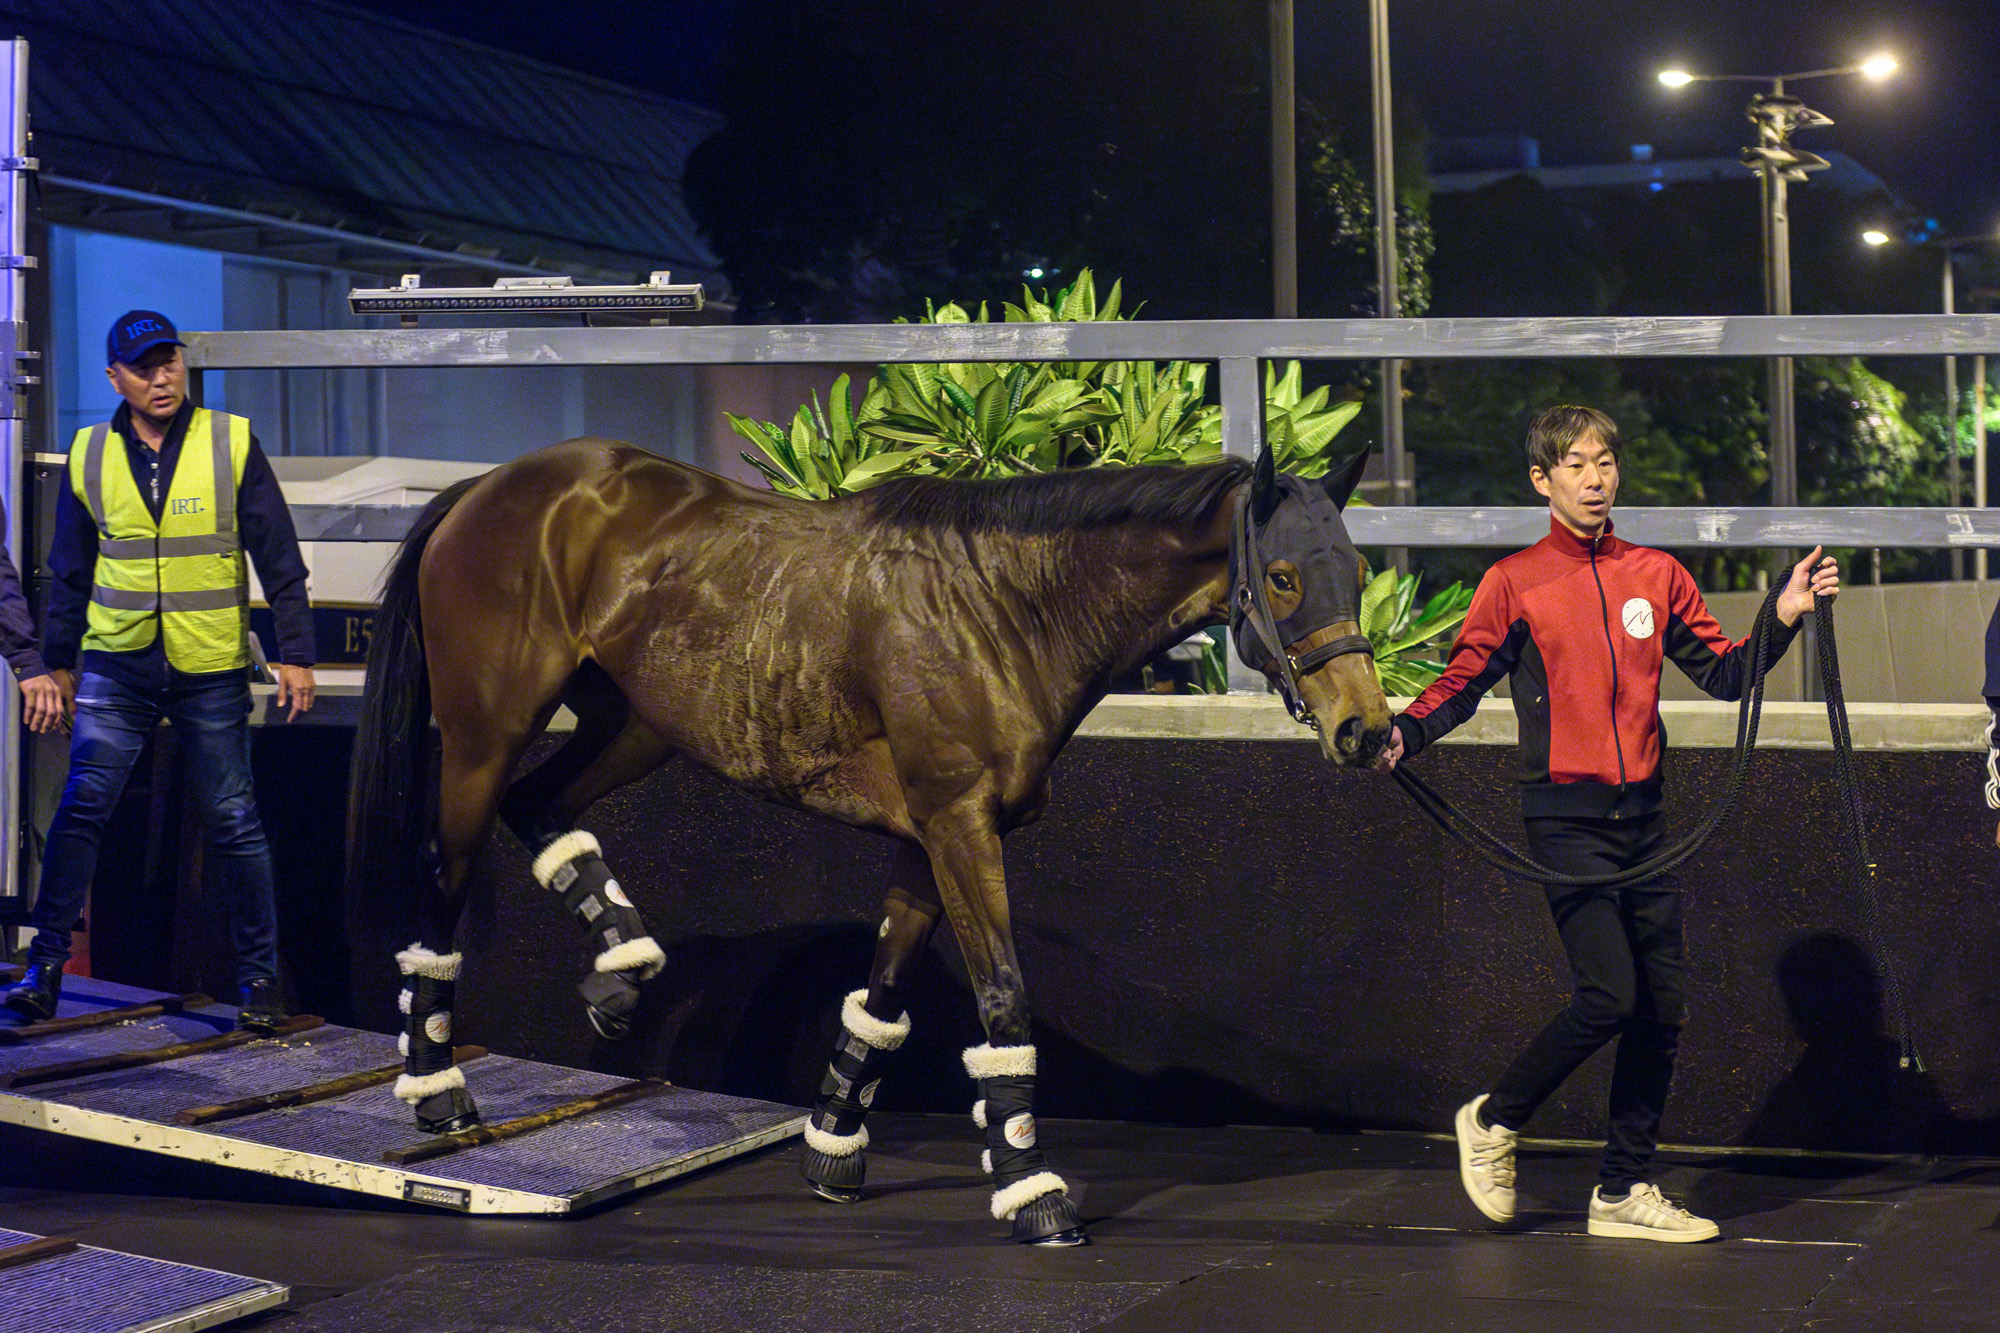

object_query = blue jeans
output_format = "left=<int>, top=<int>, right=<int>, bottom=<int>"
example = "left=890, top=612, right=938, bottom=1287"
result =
left=28, top=670, right=278, bottom=987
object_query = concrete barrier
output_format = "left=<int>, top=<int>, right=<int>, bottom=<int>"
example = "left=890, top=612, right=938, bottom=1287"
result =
left=85, top=692, right=2000, bottom=1156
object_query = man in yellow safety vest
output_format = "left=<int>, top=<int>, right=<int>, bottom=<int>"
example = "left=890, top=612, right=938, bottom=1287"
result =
left=2, top=310, right=315, bottom=1030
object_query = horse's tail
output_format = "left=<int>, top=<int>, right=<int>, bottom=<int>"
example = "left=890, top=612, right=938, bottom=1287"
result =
left=347, top=477, right=482, bottom=916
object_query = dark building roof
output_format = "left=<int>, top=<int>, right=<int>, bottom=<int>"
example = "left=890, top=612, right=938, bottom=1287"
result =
left=1428, top=136, right=1896, bottom=205
left=2, top=0, right=730, bottom=292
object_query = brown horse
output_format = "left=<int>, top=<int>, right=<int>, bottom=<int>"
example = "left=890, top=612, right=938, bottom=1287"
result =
left=348, top=437, right=1389, bottom=1245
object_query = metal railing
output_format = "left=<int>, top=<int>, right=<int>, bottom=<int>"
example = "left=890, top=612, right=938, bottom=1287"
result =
left=182, top=313, right=2000, bottom=553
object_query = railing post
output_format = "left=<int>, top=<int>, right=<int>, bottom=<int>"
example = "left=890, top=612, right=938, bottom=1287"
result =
left=0, top=41, right=31, bottom=920
left=1220, top=356, right=1266, bottom=695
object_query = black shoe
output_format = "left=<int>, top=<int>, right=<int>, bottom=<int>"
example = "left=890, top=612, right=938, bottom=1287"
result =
left=236, top=977, right=286, bottom=1033
left=2, top=962, right=62, bottom=1022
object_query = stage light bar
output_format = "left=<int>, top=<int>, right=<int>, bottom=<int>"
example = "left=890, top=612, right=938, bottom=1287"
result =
left=349, top=272, right=704, bottom=323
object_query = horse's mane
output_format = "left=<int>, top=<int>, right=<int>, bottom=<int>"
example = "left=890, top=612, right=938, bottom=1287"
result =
left=859, top=458, right=1251, bottom=536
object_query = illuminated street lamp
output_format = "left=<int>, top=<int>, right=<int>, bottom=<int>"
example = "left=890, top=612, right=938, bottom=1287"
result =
left=1658, top=54, right=1897, bottom=510
left=1863, top=224, right=1999, bottom=577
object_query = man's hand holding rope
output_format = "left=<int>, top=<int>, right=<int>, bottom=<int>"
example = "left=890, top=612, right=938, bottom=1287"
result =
left=1775, top=546, right=1841, bottom=626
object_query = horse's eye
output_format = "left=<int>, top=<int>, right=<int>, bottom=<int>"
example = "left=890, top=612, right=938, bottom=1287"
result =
left=1269, top=571, right=1294, bottom=593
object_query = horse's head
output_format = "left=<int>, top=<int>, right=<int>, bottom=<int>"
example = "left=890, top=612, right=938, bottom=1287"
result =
left=1231, top=447, right=1394, bottom=767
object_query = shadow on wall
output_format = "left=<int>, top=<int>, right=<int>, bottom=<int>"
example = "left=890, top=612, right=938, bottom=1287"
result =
left=1740, top=931, right=1995, bottom=1156
left=467, top=914, right=1353, bottom=1134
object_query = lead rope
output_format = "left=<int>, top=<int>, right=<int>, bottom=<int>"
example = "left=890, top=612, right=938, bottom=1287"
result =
left=1388, top=581, right=1787, bottom=889
left=1814, top=595, right=1921, bottom=1070
left=1390, top=586, right=1919, bottom=1069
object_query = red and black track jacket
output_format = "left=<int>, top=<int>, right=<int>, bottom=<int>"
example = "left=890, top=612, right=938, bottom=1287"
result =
left=1395, top=517, right=1797, bottom=820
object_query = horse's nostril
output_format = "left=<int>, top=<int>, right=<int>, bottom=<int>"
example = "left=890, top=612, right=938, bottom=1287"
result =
left=1334, top=714, right=1363, bottom=754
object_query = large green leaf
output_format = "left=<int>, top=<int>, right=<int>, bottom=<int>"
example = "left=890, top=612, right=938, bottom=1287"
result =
left=1376, top=658, right=1446, bottom=697
left=827, top=374, right=857, bottom=445
left=972, top=375, right=1012, bottom=444
left=939, top=378, right=978, bottom=420
left=867, top=420, right=963, bottom=446
left=841, top=449, right=931, bottom=490
left=1358, top=568, right=1401, bottom=637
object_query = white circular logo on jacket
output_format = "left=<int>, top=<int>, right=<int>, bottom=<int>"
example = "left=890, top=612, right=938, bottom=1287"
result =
left=1621, top=598, right=1656, bottom=640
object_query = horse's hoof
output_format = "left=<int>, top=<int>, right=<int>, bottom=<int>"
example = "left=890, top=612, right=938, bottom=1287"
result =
left=585, top=1005, right=630, bottom=1041
left=414, top=1087, right=480, bottom=1136
left=578, top=970, right=641, bottom=1041
left=808, top=1180, right=864, bottom=1204
left=802, top=1144, right=865, bottom=1203
left=1010, top=1191, right=1088, bottom=1246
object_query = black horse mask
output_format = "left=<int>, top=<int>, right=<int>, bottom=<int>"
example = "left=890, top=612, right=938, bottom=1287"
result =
left=1229, top=446, right=1375, bottom=728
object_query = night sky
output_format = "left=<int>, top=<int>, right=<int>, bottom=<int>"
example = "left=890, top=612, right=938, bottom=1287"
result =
left=349, top=0, right=2000, bottom=267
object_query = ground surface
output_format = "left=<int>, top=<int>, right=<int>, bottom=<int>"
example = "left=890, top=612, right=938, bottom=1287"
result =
left=3, top=1110, right=1997, bottom=1332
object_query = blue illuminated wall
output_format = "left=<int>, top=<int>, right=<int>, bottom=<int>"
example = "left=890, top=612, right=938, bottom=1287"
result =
left=48, top=229, right=229, bottom=449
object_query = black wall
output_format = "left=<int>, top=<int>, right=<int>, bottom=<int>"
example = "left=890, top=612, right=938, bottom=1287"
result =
left=111, top=725, right=2000, bottom=1154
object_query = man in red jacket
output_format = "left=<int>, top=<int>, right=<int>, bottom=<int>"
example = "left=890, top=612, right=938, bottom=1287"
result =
left=1378, top=405, right=1838, bottom=1242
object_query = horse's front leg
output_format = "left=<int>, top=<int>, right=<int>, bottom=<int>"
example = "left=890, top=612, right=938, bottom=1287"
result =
left=802, top=845, right=939, bottom=1202
left=922, top=802, right=1086, bottom=1247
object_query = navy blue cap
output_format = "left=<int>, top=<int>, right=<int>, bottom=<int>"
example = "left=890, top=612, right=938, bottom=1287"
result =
left=106, top=310, right=183, bottom=367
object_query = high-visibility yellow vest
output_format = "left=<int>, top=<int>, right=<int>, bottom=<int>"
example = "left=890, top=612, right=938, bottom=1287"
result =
left=68, top=409, right=251, bottom=673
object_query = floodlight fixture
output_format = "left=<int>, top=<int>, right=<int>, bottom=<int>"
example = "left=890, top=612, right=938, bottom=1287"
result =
left=1656, top=54, right=1900, bottom=94
left=1861, top=230, right=1891, bottom=246
left=349, top=272, right=705, bottom=325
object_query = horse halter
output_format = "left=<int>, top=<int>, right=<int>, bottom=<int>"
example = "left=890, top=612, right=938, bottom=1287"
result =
left=1229, top=486, right=1373, bottom=731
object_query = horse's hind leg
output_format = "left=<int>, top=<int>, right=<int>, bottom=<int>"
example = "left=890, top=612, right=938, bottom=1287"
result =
left=396, top=725, right=537, bottom=1135
left=498, top=663, right=676, bottom=1040
left=803, top=843, right=941, bottom=1203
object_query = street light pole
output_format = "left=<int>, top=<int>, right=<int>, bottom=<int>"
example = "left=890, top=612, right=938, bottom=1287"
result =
left=1743, top=84, right=1836, bottom=510
left=1979, top=351, right=1990, bottom=581
left=1945, top=250, right=1961, bottom=578
left=1370, top=0, right=1405, bottom=519
left=1269, top=0, right=1296, bottom=320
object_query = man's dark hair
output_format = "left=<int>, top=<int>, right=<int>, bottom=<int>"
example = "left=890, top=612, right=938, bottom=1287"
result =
left=1525, top=405, right=1620, bottom=476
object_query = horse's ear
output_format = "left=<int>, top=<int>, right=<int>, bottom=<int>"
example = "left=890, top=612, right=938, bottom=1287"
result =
left=1251, top=444, right=1280, bottom=525
left=1323, top=449, right=1371, bottom=511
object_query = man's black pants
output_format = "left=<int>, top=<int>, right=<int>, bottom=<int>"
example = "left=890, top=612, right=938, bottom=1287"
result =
left=1482, top=813, right=1687, bottom=1192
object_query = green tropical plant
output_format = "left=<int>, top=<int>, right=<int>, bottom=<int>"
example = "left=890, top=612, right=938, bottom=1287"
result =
left=1093, top=359, right=1220, bottom=467
left=725, top=374, right=917, bottom=499
left=731, top=270, right=1366, bottom=498
left=1259, top=361, right=1365, bottom=478
left=1358, top=569, right=1474, bottom=697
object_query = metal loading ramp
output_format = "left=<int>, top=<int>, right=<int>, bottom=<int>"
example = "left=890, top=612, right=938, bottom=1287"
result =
left=0, top=1226, right=287, bottom=1333
left=0, top=977, right=805, bottom=1215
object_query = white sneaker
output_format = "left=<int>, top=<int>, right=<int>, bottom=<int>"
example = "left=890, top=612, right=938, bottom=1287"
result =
left=1587, top=1182, right=1720, bottom=1242
left=1454, top=1094, right=1517, bottom=1222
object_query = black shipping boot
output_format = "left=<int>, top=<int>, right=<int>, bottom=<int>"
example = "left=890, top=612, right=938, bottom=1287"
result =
left=801, top=989, right=911, bottom=1202
left=1, top=962, right=62, bottom=1022
left=529, top=831, right=665, bottom=1040
left=392, top=944, right=480, bottom=1135
left=963, top=1042, right=1086, bottom=1245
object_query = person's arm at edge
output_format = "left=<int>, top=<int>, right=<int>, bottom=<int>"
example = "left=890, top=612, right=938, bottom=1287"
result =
left=1663, top=549, right=1836, bottom=700
left=237, top=436, right=316, bottom=720
left=0, top=506, right=61, bottom=733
